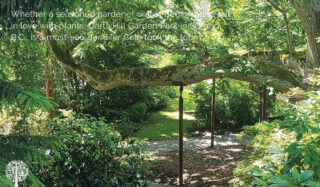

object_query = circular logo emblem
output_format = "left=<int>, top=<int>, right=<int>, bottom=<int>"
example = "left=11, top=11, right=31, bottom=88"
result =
left=6, top=160, right=29, bottom=184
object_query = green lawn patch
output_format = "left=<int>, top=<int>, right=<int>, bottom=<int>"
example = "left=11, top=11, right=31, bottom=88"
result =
left=133, top=111, right=195, bottom=140
left=133, top=87, right=196, bottom=140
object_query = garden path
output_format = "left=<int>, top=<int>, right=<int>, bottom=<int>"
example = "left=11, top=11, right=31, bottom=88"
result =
left=142, top=133, right=250, bottom=153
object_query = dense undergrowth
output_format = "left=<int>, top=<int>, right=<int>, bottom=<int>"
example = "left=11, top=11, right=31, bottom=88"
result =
left=0, top=111, right=150, bottom=186
left=230, top=81, right=320, bottom=186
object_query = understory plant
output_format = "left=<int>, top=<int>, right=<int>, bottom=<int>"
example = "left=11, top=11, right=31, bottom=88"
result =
left=48, top=111, right=151, bottom=186
left=230, top=88, right=320, bottom=186
left=0, top=110, right=150, bottom=186
left=190, top=79, right=260, bottom=134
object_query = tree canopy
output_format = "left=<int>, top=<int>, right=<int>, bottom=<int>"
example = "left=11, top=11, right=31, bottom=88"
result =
left=0, top=0, right=318, bottom=93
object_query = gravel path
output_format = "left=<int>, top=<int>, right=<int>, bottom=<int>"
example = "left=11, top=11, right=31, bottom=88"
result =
left=142, top=133, right=250, bottom=153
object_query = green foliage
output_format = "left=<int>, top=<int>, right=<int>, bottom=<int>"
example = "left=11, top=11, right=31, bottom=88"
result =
left=126, top=102, right=148, bottom=122
left=145, top=87, right=175, bottom=112
left=0, top=109, right=50, bottom=135
left=230, top=120, right=290, bottom=186
left=1, top=0, right=193, bottom=137
left=189, top=79, right=260, bottom=133
left=0, top=78, right=56, bottom=135
left=113, top=119, right=143, bottom=140
left=208, top=0, right=306, bottom=53
left=251, top=167, right=317, bottom=187
left=56, top=84, right=171, bottom=133
left=132, top=87, right=195, bottom=140
left=0, top=79, right=55, bottom=115
left=0, top=134, right=65, bottom=187
left=230, top=88, right=320, bottom=186
left=0, top=111, right=150, bottom=186
left=48, top=112, right=150, bottom=186
left=0, top=36, right=55, bottom=117
left=0, top=0, right=318, bottom=186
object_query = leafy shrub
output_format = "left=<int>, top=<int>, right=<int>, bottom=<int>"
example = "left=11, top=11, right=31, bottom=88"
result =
left=0, top=109, right=50, bottom=135
left=0, top=111, right=150, bottom=186
left=48, top=111, right=150, bottom=186
left=190, top=79, right=260, bottom=134
left=230, top=121, right=287, bottom=186
left=145, top=88, right=170, bottom=112
left=113, top=117, right=143, bottom=139
left=60, top=86, right=170, bottom=121
left=230, top=89, right=320, bottom=186
left=126, top=102, right=148, bottom=122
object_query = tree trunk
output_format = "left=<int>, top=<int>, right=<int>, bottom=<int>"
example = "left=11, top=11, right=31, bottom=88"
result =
left=292, top=0, right=320, bottom=68
left=283, top=12, right=295, bottom=56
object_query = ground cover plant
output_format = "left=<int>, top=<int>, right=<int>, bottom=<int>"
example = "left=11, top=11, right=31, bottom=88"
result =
left=231, top=76, right=320, bottom=186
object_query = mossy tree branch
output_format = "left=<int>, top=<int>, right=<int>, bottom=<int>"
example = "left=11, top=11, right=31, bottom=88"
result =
left=46, top=34, right=308, bottom=93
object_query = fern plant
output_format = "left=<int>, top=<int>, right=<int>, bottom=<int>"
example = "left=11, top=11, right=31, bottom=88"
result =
left=0, top=63, right=61, bottom=185
left=0, top=79, right=55, bottom=114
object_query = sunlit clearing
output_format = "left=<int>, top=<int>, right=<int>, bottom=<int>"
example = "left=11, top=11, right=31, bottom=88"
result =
left=172, top=132, right=178, bottom=136
left=160, top=111, right=195, bottom=120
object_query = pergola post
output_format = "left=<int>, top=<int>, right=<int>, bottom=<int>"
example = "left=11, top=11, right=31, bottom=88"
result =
left=259, top=86, right=267, bottom=122
left=211, top=78, right=216, bottom=148
left=259, top=89, right=263, bottom=122
left=179, top=85, right=184, bottom=186
left=262, top=86, right=267, bottom=121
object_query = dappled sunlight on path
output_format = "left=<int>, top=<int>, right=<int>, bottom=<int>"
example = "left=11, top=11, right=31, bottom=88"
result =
left=142, top=133, right=250, bottom=153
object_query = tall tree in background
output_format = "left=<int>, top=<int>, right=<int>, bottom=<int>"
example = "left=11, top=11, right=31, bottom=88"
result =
left=291, top=0, right=320, bottom=68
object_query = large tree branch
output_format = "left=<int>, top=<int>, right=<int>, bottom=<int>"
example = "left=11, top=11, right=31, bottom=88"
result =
left=46, top=34, right=309, bottom=92
left=45, top=33, right=102, bottom=87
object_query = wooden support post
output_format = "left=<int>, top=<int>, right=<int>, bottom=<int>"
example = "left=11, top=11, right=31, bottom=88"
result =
left=211, top=78, right=216, bottom=148
left=262, top=86, right=267, bottom=121
left=179, top=85, right=184, bottom=186
left=259, top=89, right=263, bottom=123
left=259, top=86, right=267, bottom=122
